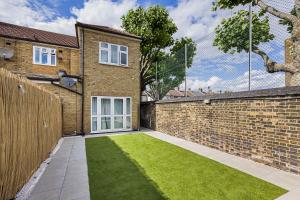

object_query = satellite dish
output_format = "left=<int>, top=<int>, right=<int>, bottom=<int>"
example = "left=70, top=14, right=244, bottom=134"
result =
left=0, top=48, right=14, bottom=59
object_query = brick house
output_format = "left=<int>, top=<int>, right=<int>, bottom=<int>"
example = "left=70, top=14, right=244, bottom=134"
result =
left=0, top=21, right=141, bottom=135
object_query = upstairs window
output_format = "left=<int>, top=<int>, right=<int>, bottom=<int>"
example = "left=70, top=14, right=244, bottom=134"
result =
left=99, top=42, right=128, bottom=66
left=33, top=46, right=56, bottom=66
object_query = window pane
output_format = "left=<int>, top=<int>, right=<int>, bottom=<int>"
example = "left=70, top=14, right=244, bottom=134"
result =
left=42, top=50, right=48, bottom=64
left=114, top=99, right=123, bottom=115
left=120, top=46, right=127, bottom=52
left=34, top=47, right=40, bottom=63
left=120, top=52, right=127, bottom=65
left=101, top=117, right=111, bottom=130
left=92, top=97, right=97, bottom=115
left=101, top=99, right=111, bottom=115
left=101, top=50, right=108, bottom=63
left=51, top=54, right=56, bottom=65
left=126, top=98, right=131, bottom=115
left=92, top=117, right=97, bottom=131
left=111, top=45, right=118, bottom=64
left=101, top=43, right=108, bottom=48
left=126, top=116, right=131, bottom=129
left=114, top=117, right=123, bottom=129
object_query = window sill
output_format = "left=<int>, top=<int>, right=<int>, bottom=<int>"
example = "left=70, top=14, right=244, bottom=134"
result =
left=33, top=63, right=57, bottom=67
left=99, top=62, right=129, bottom=68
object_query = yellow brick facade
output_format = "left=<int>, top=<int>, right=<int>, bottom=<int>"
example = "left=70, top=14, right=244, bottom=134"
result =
left=79, top=28, right=141, bottom=133
left=39, top=83, right=82, bottom=135
left=0, top=37, right=80, bottom=76
left=0, top=25, right=141, bottom=135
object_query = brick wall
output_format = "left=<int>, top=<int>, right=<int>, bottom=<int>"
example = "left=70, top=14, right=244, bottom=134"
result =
left=0, top=37, right=80, bottom=76
left=141, top=87, right=300, bottom=174
left=39, top=83, right=82, bottom=135
left=79, top=28, right=141, bottom=133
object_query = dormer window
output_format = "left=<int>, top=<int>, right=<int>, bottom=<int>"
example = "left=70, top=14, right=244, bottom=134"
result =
left=33, top=46, right=56, bottom=66
left=99, top=42, right=128, bottom=67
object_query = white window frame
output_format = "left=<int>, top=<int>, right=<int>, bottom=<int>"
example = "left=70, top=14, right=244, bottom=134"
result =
left=99, top=42, right=128, bottom=67
left=33, top=46, right=57, bottom=66
left=91, top=96, right=132, bottom=133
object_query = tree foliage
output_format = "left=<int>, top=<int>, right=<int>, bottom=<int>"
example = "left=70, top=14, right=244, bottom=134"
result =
left=153, top=38, right=197, bottom=99
left=212, top=0, right=300, bottom=80
left=121, top=6, right=197, bottom=98
left=212, top=0, right=252, bottom=11
left=214, top=10, right=274, bottom=54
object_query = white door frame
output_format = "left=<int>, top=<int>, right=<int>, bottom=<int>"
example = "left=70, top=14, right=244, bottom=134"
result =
left=91, top=96, right=132, bottom=133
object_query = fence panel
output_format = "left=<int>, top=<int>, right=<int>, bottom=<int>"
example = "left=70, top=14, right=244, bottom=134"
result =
left=0, top=69, right=62, bottom=200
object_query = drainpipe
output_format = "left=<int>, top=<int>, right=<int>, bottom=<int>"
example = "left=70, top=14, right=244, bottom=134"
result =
left=80, top=28, right=85, bottom=136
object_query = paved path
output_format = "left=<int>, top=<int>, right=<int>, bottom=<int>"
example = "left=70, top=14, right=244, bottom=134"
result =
left=28, top=136, right=90, bottom=200
left=143, top=129, right=300, bottom=200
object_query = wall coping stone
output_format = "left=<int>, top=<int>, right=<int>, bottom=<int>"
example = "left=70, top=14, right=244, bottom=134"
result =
left=156, top=86, right=300, bottom=104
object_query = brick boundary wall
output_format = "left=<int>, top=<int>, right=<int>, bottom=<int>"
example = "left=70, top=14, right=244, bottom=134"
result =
left=141, top=86, right=300, bottom=174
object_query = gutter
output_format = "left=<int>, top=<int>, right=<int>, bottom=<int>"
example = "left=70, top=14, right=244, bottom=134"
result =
left=27, top=76, right=60, bottom=82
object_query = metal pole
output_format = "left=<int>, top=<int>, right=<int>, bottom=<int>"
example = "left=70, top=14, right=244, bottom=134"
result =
left=185, top=43, right=187, bottom=97
left=248, top=2, right=252, bottom=91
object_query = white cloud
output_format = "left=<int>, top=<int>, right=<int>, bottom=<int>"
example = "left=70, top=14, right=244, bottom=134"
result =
left=182, top=69, right=285, bottom=92
left=0, top=0, right=137, bottom=35
left=0, top=0, right=55, bottom=26
left=71, top=0, right=136, bottom=29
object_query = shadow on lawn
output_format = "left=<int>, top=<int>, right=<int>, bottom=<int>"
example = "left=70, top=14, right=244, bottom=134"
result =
left=85, top=136, right=167, bottom=200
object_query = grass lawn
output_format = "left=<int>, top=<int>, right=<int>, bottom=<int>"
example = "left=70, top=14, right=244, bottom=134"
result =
left=85, top=133, right=287, bottom=200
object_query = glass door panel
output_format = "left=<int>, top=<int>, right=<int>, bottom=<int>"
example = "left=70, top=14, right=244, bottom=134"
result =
left=114, top=99, right=123, bottom=115
left=101, top=117, right=111, bottom=130
left=101, top=98, right=111, bottom=115
left=114, top=116, right=123, bottom=129
left=91, top=97, right=132, bottom=133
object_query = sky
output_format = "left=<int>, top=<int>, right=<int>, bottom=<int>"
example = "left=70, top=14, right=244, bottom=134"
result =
left=0, top=0, right=294, bottom=92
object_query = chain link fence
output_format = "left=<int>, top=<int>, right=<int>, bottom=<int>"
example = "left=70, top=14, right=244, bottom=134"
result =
left=145, top=0, right=294, bottom=101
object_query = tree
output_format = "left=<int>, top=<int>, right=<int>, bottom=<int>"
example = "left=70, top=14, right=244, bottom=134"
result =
left=121, top=6, right=197, bottom=98
left=147, top=38, right=196, bottom=100
left=213, top=0, right=300, bottom=86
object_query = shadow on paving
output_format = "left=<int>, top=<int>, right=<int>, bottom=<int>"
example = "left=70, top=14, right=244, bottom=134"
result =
left=85, top=136, right=167, bottom=200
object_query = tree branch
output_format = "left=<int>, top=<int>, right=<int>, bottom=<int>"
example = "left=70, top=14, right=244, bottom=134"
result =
left=256, top=0, right=298, bottom=25
left=252, top=46, right=298, bottom=73
left=296, top=0, right=300, bottom=17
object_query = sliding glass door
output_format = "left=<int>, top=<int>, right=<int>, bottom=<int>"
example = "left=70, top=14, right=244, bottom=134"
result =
left=91, top=96, right=131, bottom=133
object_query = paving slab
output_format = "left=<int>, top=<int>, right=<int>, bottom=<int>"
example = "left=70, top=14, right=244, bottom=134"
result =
left=28, top=136, right=90, bottom=200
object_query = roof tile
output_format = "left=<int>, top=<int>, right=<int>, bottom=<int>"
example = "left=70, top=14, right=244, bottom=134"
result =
left=0, top=21, right=78, bottom=48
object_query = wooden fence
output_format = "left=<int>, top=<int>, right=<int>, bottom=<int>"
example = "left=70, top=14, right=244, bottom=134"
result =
left=0, top=69, right=62, bottom=200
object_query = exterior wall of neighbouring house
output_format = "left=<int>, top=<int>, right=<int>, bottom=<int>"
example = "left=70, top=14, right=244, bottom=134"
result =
left=38, top=83, right=82, bottom=135
left=79, top=28, right=141, bottom=133
left=141, top=87, right=300, bottom=175
left=0, top=37, right=80, bottom=76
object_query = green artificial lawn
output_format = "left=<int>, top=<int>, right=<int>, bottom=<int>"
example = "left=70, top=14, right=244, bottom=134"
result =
left=85, top=133, right=287, bottom=200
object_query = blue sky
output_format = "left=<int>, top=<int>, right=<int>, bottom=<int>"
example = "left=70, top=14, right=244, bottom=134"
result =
left=0, top=0, right=293, bottom=92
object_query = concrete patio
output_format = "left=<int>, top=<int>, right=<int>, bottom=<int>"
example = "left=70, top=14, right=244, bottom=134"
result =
left=28, top=136, right=90, bottom=200
left=27, top=130, right=300, bottom=200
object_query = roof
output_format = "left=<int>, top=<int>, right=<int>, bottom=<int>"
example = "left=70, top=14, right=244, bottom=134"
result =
left=0, top=21, right=78, bottom=48
left=166, top=90, right=202, bottom=98
left=76, top=22, right=142, bottom=40
left=166, top=90, right=185, bottom=97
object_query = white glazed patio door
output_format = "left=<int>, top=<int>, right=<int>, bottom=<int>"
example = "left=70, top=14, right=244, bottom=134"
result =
left=91, top=96, right=132, bottom=133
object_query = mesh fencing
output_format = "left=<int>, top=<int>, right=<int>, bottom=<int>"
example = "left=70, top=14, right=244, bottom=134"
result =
left=150, top=0, right=294, bottom=100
